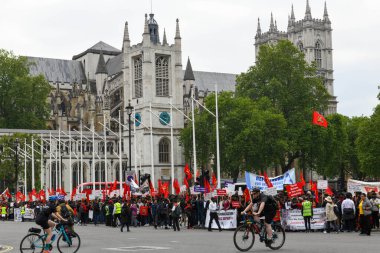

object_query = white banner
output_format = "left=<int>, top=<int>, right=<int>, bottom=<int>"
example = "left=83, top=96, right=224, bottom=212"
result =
left=347, top=179, right=380, bottom=194
left=281, top=208, right=326, bottom=231
left=205, top=209, right=237, bottom=230
left=74, top=193, right=87, bottom=201
left=14, top=208, right=22, bottom=222
left=245, top=168, right=296, bottom=191
left=317, top=180, right=328, bottom=190
left=24, top=208, right=35, bottom=219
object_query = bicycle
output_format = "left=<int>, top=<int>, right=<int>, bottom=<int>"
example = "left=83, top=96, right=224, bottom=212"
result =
left=20, top=221, right=81, bottom=253
left=233, top=214, right=285, bottom=251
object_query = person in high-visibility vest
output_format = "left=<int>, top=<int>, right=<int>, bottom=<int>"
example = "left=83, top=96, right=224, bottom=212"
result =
left=1, top=204, right=7, bottom=221
left=301, top=196, right=313, bottom=233
left=113, top=200, right=122, bottom=227
left=21, top=204, right=26, bottom=222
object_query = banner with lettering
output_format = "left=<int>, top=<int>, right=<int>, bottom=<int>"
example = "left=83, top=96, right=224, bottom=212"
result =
left=245, top=168, right=296, bottom=191
left=281, top=208, right=326, bottom=231
left=347, top=179, right=380, bottom=194
left=205, top=209, right=237, bottom=229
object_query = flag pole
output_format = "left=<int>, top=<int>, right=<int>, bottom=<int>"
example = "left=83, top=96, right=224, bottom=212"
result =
left=191, top=87, right=197, bottom=181
left=215, top=84, right=221, bottom=189
left=119, top=110, right=123, bottom=196
left=149, top=102, right=155, bottom=187
left=31, top=136, right=35, bottom=190
left=170, top=97, right=175, bottom=194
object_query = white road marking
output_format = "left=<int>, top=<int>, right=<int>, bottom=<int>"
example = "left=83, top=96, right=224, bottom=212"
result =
left=0, top=246, right=13, bottom=253
left=103, top=246, right=171, bottom=252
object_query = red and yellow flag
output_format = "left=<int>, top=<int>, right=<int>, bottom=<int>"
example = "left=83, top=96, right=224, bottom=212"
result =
left=312, top=111, right=328, bottom=128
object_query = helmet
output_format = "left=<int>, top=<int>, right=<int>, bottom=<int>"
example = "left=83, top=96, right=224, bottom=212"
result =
left=48, top=195, right=58, bottom=202
left=57, top=195, right=65, bottom=202
left=251, top=187, right=261, bottom=193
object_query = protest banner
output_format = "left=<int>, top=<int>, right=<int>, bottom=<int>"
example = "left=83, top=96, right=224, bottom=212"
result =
left=205, top=209, right=237, bottom=229
left=23, top=208, right=35, bottom=220
left=317, top=180, right=328, bottom=190
left=216, top=189, right=227, bottom=196
left=245, top=168, right=296, bottom=191
left=285, top=184, right=303, bottom=198
left=281, top=208, right=326, bottom=231
left=347, top=179, right=380, bottom=194
left=265, top=187, right=277, bottom=196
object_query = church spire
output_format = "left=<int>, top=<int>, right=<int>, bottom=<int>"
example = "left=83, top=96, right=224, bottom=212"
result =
left=275, top=20, right=278, bottom=31
left=95, top=50, right=108, bottom=75
left=175, top=18, right=181, bottom=39
left=291, top=4, right=295, bottom=20
left=162, top=28, right=168, bottom=45
left=143, top=13, right=149, bottom=34
left=184, top=57, right=195, bottom=81
left=270, top=12, right=275, bottom=32
left=305, top=0, right=312, bottom=20
left=323, top=1, right=330, bottom=23
left=256, top=18, right=261, bottom=36
left=123, top=21, right=130, bottom=42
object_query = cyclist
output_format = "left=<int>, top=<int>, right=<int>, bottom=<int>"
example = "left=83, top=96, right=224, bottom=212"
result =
left=241, top=187, right=277, bottom=246
left=35, top=195, right=67, bottom=253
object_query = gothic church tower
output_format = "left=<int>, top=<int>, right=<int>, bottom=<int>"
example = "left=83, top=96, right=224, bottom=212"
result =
left=255, top=0, right=337, bottom=115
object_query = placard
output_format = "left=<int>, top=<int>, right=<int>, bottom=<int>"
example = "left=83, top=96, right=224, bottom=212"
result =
left=216, top=189, right=227, bottom=196
left=265, top=187, right=277, bottom=196
left=194, top=186, right=206, bottom=193
left=317, top=180, right=328, bottom=190
left=286, top=184, right=303, bottom=198
left=205, top=209, right=237, bottom=229
left=281, top=208, right=326, bottom=231
left=231, top=201, right=240, bottom=208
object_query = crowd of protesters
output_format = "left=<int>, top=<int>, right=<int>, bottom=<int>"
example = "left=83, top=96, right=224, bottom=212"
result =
left=1, top=189, right=379, bottom=236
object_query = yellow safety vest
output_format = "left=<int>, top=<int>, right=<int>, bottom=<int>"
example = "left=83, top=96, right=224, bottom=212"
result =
left=302, top=201, right=312, bottom=217
left=21, top=206, right=25, bottom=215
left=1, top=206, right=6, bottom=215
left=114, top=203, right=121, bottom=214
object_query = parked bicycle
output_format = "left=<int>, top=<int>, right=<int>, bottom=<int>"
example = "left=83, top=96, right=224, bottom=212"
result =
left=233, top=214, right=285, bottom=251
left=20, top=222, right=80, bottom=253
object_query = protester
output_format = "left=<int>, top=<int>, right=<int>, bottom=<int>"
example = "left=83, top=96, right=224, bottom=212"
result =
left=369, top=192, right=379, bottom=230
left=208, top=197, right=222, bottom=232
left=301, top=196, right=313, bottom=233
left=341, top=192, right=356, bottom=232
left=324, top=196, right=339, bottom=233
left=120, top=201, right=131, bottom=232
left=172, top=200, right=181, bottom=232
left=359, top=193, right=372, bottom=236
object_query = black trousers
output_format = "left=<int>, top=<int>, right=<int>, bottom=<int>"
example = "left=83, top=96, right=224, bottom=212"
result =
left=172, top=217, right=180, bottom=231
left=303, top=217, right=311, bottom=231
left=360, top=215, right=371, bottom=235
left=208, top=212, right=221, bottom=231
left=372, top=212, right=379, bottom=229
left=343, top=218, right=355, bottom=232
left=113, top=214, right=121, bottom=227
left=120, top=221, right=130, bottom=231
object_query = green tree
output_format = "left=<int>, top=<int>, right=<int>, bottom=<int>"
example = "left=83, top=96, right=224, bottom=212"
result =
left=0, top=49, right=51, bottom=129
left=357, top=105, right=380, bottom=177
left=179, top=92, right=287, bottom=181
left=236, top=40, right=330, bottom=172
left=0, top=134, right=42, bottom=193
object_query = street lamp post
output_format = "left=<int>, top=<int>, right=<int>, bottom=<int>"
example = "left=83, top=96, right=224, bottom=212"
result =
left=60, top=150, right=64, bottom=189
left=14, top=138, right=19, bottom=193
left=125, top=101, right=133, bottom=173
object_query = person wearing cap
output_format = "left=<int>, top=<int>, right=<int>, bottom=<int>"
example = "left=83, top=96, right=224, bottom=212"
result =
left=35, top=195, right=68, bottom=253
left=301, top=196, right=313, bottom=233
left=325, top=196, right=338, bottom=233
left=241, top=187, right=277, bottom=246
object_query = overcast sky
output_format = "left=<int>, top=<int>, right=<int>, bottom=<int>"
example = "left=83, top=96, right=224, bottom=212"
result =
left=1, top=0, right=378, bottom=117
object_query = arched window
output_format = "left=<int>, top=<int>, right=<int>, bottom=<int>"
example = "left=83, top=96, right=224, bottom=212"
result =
left=134, top=56, right=143, bottom=98
left=95, top=162, right=106, bottom=184
left=297, top=42, right=304, bottom=52
left=155, top=56, right=169, bottom=97
left=72, top=163, right=79, bottom=188
left=314, top=41, right=322, bottom=68
left=115, top=162, right=128, bottom=182
left=159, top=138, right=170, bottom=163
left=52, top=165, right=57, bottom=189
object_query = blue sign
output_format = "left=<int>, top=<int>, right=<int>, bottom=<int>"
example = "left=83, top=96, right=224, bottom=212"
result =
left=194, top=186, right=206, bottom=193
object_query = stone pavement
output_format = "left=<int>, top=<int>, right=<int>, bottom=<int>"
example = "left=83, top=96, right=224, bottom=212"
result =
left=0, top=221, right=378, bottom=253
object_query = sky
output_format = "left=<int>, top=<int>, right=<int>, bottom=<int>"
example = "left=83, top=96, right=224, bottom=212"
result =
left=0, top=0, right=379, bottom=117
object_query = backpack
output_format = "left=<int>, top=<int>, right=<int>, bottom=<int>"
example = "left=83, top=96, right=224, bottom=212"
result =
left=60, top=203, right=70, bottom=218
left=266, top=195, right=279, bottom=211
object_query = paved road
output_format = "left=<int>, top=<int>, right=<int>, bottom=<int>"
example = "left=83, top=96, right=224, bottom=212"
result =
left=0, top=221, right=378, bottom=253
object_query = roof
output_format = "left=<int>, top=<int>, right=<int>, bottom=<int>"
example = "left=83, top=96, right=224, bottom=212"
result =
left=27, top=57, right=86, bottom=83
left=191, top=71, right=237, bottom=92
left=106, top=53, right=123, bottom=76
left=95, top=51, right=108, bottom=74
left=72, top=41, right=121, bottom=60
left=184, top=58, right=195, bottom=81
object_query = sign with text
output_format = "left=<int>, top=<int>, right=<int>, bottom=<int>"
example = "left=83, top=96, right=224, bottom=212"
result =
left=245, top=168, right=296, bottom=191
left=265, top=187, right=277, bottom=196
left=281, top=208, right=326, bottom=231
left=347, top=179, right=380, bottom=194
left=216, top=189, right=227, bottom=196
left=205, top=209, right=237, bottom=229
left=231, top=201, right=240, bottom=208
left=285, top=184, right=303, bottom=198
left=317, top=180, right=328, bottom=190
left=194, top=186, right=206, bottom=193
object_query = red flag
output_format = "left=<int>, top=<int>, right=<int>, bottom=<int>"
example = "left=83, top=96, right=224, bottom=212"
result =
left=134, top=173, right=139, bottom=186
left=211, top=172, right=217, bottom=190
left=196, top=169, right=200, bottom=178
left=39, top=189, right=45, bottom=202
left=158, top=180, right=162, bottom=195
left=184, top=163, right=192, bottom=180
left=204, top=178, right=211, bottom=193
left=185, top=194, right=190, bottom=203
left=173, top=178, right=181, bottom=195
left=243, top=188, right=251, bottom=202
left=325, top=186, right=334, bottom=196
left=312, top=111, right=328, bottom=128
left=149, top=180, right=154, bottom=192
left=183, top=177, right=189, bottom=189
left=1, top=188, right=11, bottom=199
left=71, top=187, right=77, bottom=200
left=263, top=172, right=273, bottom=188
left=162, top=182, right=170, bottom=198
left=28, top=191, right=33, bottom=202
left=16, top=191, right=25, bottom=202
left=299, top=172, right=306, bottom=187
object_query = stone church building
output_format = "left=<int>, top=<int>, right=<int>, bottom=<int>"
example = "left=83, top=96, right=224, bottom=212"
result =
left=19, top=0, right=336, bottom=192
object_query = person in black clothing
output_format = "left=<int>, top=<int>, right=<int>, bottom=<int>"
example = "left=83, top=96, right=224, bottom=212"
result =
left=120, top=202, right=131, bottom=232
left=35, top=196, right=67, bottom=253
left=172, top=200, right=181, bottom=232
left=242, top=188, right=277, bottom=246
left=92, top=200, right=100, bottom=226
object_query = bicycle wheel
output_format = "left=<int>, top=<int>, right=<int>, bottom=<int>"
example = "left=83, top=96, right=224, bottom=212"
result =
left=233, top=224, right=255, bottom=252
left=57, top=232, right=81, bottom=253
left=268, top=224, right=285, bottom=250
left=20, top=233, right=45, bottom=253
